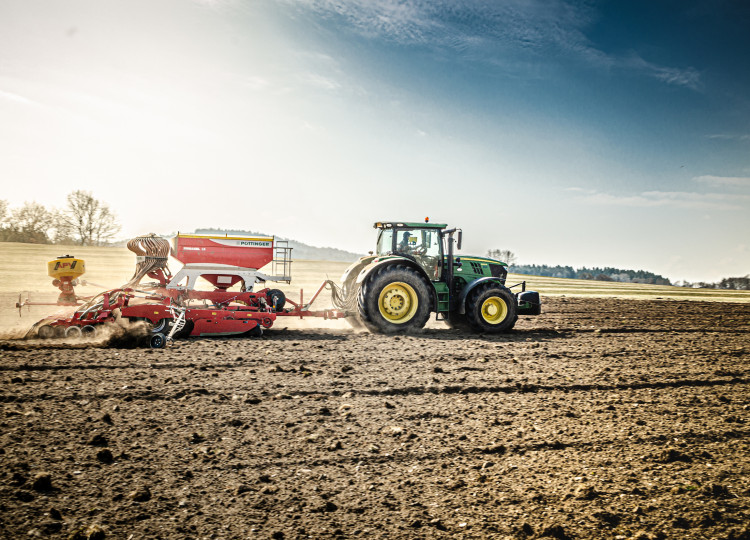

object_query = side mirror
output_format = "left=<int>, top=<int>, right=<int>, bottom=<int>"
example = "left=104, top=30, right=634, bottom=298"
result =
left=456, top=230, right=462, bottom=250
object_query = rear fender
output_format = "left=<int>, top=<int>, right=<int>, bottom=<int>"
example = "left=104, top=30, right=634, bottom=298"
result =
left=457, top=277, right=508, bottom=315
left=341, top=256, right=376, bottom=287
left=355, top=258, right=437, bottom=311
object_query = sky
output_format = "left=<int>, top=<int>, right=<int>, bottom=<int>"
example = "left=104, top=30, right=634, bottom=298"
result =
left=1, top=0, right=748, bottom=283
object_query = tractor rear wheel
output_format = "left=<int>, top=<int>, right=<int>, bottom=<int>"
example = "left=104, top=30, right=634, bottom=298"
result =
left=357, top=265, right=431, bottom=334
left=465, top=284, right=517, bottom=333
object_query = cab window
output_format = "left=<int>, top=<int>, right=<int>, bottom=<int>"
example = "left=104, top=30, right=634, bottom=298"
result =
left=376, top=229, right=394, bottom=256
left=395, top=228, right=442, bottom=280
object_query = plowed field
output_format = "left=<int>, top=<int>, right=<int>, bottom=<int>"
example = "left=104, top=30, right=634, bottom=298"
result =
left=1, top=297, right=749, bottom=539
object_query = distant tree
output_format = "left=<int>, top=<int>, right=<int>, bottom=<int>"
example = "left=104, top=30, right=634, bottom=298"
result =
left=486, top=249, right=517, bottom=266
left=4, top=202, right=55, bottom=243
left=594, top=273, right=613, bottom=281
left=0, top=199, right=8, bottom=239
left=50, top=209, right=76, bottom=244
left=62, top=190, right=121, bottom=245
left=719, top=276, right=750, bottom=290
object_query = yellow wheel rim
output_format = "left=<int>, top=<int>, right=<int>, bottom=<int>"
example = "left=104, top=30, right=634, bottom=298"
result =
left=481, top=296, right=508, bottom=324
left=378, top=282, right=419, bottom=324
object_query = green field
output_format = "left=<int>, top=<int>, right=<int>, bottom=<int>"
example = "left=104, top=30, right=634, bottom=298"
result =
left=1, top=241, right=748, bottom=302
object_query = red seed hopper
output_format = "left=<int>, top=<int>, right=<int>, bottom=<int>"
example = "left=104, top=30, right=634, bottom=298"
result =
left=170, top=234, right=279, bottom=290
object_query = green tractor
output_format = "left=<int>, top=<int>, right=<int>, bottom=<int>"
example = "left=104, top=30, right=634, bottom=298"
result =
left=336, top=220, right=541, bottom=334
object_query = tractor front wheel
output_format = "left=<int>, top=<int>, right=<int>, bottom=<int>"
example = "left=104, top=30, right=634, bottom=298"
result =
left=357, top=265, right=431, bottom=334
left=465, top=284, right=518, bottom=333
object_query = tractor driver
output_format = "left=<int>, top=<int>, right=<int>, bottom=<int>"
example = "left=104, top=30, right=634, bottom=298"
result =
left=398, top=231, right=412, bottom=253
left=398, top=231, right=427, bottom=256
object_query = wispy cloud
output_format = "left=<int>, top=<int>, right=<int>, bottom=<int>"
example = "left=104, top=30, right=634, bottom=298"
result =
left=570, top=189, right=749, bottom=210
left=695, top=175, right=750, bottom=188
left=0, top=89, right=41, bottom=107
left=283, top=0, right=700, bottom=90
left=625, top=54, right=702, bottom=91
left=298, top=72, right=341, bottom=91
left=706, top=133, right=750, bottom=142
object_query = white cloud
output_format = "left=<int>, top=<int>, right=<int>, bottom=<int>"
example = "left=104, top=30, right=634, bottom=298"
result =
left=574, top=189, right=749, bottom=211
left=624, top=54, right=701, bottom=91
left=0, top=89, right=40, bottom=107
left=706, top=133, right=750, bottom=141
left=695, top=175, right=750, bottom=188
left=298, top=72, right=341, bottom=91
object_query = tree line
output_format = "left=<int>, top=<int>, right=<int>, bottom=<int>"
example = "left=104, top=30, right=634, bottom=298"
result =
left=488, top=248, right=749, bottom=290
left=486, top=249, right=671, bottom=285
left=675, top=276, right=750, bottom=290
left=0, top=191, right=120, bottom=246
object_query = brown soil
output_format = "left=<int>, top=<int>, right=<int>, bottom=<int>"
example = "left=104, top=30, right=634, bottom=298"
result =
left=1, top=297, right=749, bottom=540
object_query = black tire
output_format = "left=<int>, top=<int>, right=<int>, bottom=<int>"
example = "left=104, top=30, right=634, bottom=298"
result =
left=152, top=318, right=172, bottom=334
left=267, top=289, right=286, bottom=312
left=357, top=264, right=431, bottom=334
left=465, top=284, right=518, bottom=333
left=65, top=326, right=83, bottom=339
left=149, top=332, right=167, bottom=349
left=81, top=325, right=97, bottom=338
left=246, top=324, right=263, bottom=337
left=37, top=325, right=54, bottom=339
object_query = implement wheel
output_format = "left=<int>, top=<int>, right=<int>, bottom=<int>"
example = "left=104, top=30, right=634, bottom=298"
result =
left=357, top=265, right=431, bottom=334
left=152, top=318, right=172, bottom=334
left=149, top=332, right=167, bottom=349
left=465, top=284, right=518, bottom=333
left=37, top=325, right=54, bottom=339
left=65, top=326, right=82, bottom=339
left=267, top=289, right=286, bottom=312
left=81, top=325, right=97, bottom=338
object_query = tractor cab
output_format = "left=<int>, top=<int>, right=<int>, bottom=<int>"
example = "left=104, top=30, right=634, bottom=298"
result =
left=374, top=221, right=453, bottom=281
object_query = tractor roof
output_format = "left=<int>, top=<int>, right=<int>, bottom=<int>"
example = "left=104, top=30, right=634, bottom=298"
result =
left=374, top=221, right=448, bottom=230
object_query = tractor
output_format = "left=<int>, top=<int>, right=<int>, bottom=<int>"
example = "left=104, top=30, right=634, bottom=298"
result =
left=337, top=220, right=541, bottom=333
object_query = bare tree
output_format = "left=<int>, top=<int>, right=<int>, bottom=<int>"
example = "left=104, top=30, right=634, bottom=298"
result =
left=5, top=202, right=55, bottom=243
left=486, top=249, right=517, bottom=266
left=0, top=199, right=8, bottom=239
left=62, top=190, right=121, bottom=245
left=50, top=209, right=76, bottom=244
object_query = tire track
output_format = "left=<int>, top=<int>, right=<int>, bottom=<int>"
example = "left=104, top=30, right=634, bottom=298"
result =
left=2, top=376, right=747, bottom=403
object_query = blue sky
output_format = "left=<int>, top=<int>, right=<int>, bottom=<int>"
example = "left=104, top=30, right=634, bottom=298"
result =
left=0, top=0, right=748, bottom=282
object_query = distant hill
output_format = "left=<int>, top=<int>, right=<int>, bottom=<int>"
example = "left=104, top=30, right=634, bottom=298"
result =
left=193, top=228, right=364, bottom=262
